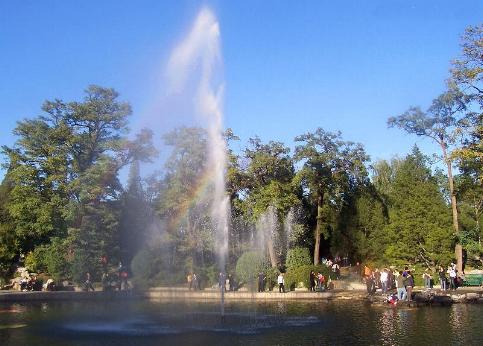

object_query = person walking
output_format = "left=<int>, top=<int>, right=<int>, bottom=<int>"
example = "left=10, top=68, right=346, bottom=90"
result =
left=277, top=273, right=285, bottom=293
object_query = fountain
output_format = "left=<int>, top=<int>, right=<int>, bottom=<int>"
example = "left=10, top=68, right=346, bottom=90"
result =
left=166, top=7, right=229, bottom=316
left=256, top=206, right=279, bottom=269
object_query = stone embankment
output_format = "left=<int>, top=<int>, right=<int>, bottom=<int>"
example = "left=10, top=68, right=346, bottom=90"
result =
left=146, top=287, right=334, bottom=301
left=367, top=289, right=483, bottom=306
left=0, top=290, right=138, bottom=302
left=0, top=286, right=481, bottom=305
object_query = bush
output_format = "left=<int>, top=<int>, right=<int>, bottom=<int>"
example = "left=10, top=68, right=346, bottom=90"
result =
left=24, top=238, right=70, bottom=281
left=264, top=266, right=279, bottom=290
left=131, top=248, right=162, bottom=289
left=286, top=247, right=311, bottom=268
left=71, top=248, right=98, bottom=284
left=285, top=265, right=332, bottom=291
left=25, top=247, right=47, bottom=273
left=131, top=247, right=189, bottom=289
left=235, top=251, right=267, bottom=289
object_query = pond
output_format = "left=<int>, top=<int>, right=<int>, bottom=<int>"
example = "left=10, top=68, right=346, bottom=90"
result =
left=0, top=299, right=482, bottom=345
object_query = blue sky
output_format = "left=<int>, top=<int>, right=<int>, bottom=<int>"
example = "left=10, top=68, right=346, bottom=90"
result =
left=0, top=1, right=481, bottom=180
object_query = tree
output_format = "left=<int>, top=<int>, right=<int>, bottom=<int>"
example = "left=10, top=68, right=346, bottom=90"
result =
left=240, top=137, right=299, bottom=267
left=119, top=160, right=152, bottom=266
left=382, top=148, right=453, bottom=266
left=457, top=171, right=483, bottom=266
left=334, top=184, right=387, bottom=263
left=450, top=24, right=482, bottom=184
left=450, top=24, right=483, bottom=108
left=157, top=127, right=214, bottom=272
left=2, top=85, right=154, bottom=281
left=294, top=128, right=369, bottom=265
left=388, top=87, right=468, bottom=272
left=0, top=175, right=16, bottom=277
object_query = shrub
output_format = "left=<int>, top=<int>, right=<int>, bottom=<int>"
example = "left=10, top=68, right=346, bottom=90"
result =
left=265, top=266, right=279, bottom=290
left=24, top=238, right=70, bottom=281
left=286, top=247, right=311, bottom=268
left=25, top=248, right=47, bottom=273
left=235, top=251, right=267, bottom=289
left=284, top=265, right=332, bottom=291
left=131, top=248, right=162, bottom=289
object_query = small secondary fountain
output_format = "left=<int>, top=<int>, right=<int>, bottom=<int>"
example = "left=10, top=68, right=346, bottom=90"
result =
left=166, top=7, right=229, bottom=316
left=256, top=206, right=279, bottom=268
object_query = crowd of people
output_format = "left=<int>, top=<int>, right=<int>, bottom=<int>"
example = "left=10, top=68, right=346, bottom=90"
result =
left=363, top=262, right=464, bottom=303
left=97, top=261, right=132, bottom=292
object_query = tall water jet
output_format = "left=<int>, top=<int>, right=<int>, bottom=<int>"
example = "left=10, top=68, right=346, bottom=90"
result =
left=256, top=206, right=279, bottom=268
left=166, top=7, right=228, bottom=315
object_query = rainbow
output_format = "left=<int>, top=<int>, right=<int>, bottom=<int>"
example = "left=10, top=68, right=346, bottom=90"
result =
left=167, top=167, right=217, bottom=231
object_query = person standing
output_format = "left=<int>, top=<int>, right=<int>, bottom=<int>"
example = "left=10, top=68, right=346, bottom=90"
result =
left=439, top=266, right=447, bottom=291
left=258, top=272, right=265, bottom=292
left=449, top=267, right=457, bottom=290
left=309, top=271, right=315, bottom=292
left=187, top=273, right=193, bottom=290
left=380, top=269, right=389, bottom=294
left=366, top=273, right=375, bottom=295
left=218, top=272, right=225, bottom=291
left=225, top=276, right=230, bottom=292
left=277, top=273, right=285, bottom=293
left=332, top=263, right=341, bottom=280
left=318, top=272, right=325, bottom=291
left=422, top=270, right=431, bottom=289
left=406, top=271, right=414, bottom=301
left=84, top=272, right=95, bottom=292
left=374, top=268, right=381, bottom=289
left=396, top=271, right=407, bottom=301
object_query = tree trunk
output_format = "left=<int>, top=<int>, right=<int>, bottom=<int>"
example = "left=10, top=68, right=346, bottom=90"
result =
left=314, top=191, right=323, bottom=265
left=441, top=142, right=462, bottom=273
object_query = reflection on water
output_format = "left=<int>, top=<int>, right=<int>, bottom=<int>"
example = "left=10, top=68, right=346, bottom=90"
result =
left=0, top=300, right=482, bottom=345
left=379, top=309, right=397, bottom=346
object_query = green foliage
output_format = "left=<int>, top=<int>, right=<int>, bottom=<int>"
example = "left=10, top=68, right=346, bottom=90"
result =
left=156, top=127, right=216, bottom=272
left=286, top=247, right=312, bottom=268
left=131, top=248, right=161, bottom=290
left=1, top=85, right=155, bottom=284
left=264, top=266, right=279, bottom=290
left=119, top=160, right=151, bottom=265
left=2, top=34, right=482, bottom=290
left=284, top=265, right=332, bottom=291
left=235, top=251, right=267, bottom=286
left=381, top=148, right=454, bottom=265
left=459, top=227, right=483, bottom=267
left=24, top=237, right=70, bottom=281
left=294, top=128, right=370, bottom=264
left=0, top=178, right=16, bottom=268
left=131, top=246, right=188, bottom=289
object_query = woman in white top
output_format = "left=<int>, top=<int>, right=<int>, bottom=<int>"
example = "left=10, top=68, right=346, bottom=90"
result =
left=380, top=269, right=389, bottom=293
left=277, top=273, right=285, bottom=293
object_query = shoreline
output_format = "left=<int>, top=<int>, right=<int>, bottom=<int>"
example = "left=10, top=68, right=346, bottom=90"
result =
left=1, top=287, right=481, bottom=305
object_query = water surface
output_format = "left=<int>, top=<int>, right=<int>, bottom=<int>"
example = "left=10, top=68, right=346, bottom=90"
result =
left=0, top=299, right=481, bottom=345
